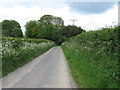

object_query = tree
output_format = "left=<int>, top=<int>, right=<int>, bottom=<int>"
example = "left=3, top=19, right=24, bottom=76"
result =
left=82, top=29, right=86, bottom=33
left=24, top=15, right=84, bottom=45
left=10, top=20, right=23, bottom=37
left=31, top=25, right=42, bottom=38
left=25, top=20, right=39, bottom=38
left=60, top=25, right=83, bottom=38
left=2, top=20, right=23, bottom=37
left=2, top=20, right=12, bottom=37
left=24, top=15, right=64, bottom=39
left=39, top=15, right=64, bottom=29
left=37, top=24, right=55, bottom=40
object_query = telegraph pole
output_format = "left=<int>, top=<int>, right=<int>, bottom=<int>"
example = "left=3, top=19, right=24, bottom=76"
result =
left=70, top=19, right=78, bottom=25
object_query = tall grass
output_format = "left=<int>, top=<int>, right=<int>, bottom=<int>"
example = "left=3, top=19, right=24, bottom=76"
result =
left=1, top=37, right=55, bottom=77
left=62, top=26, right=120, bottom=88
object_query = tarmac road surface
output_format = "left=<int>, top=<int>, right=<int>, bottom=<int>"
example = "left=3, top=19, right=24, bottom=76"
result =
left=1, top=46, right=77, bottom=88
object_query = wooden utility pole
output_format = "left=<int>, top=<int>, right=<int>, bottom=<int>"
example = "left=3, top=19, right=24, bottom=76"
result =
left=70, top=19, right=78, bottom=25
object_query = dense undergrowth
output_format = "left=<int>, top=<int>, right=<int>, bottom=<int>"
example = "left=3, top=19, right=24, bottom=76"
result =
left=62, top=26, right=120, bottom=88
left=1, top=37, right=55, bottom=77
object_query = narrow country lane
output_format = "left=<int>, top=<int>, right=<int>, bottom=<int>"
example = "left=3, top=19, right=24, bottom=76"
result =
left=0, top=46, right=76, bottom=88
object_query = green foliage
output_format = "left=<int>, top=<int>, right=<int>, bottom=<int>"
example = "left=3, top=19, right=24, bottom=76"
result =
left=0, top=22, right=1, bottom=37
left=2, top=37, right=55, bottom=77
left=60, top=25, right=83, bottom=38
left=24, top=15, right=83, bottom=45
left=62, top=26, right=120, bottom=88
left=37, top=25, right=55, bottom=39
left=39, top=15, right=64, bottom=28
left=82, top=29, right=86, bottom=33
left=25, top=20, right=39, bottom=38
left=24, top=15, right=67, bottom=45
left=2, top=20, right=23, bottom=37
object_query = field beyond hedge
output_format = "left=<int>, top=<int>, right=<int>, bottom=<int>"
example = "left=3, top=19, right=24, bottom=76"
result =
left=62, top=26, right=120, bottom=88
left=1, top=37, right=55, bottom=77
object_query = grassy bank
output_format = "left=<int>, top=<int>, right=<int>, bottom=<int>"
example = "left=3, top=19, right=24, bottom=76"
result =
left=1, top=37, right=55, bottom=77
left=62, top=26, right=120, bottom=88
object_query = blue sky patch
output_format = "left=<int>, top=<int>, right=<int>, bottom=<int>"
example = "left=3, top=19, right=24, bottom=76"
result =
left=68, top=2, right=117, bottom=14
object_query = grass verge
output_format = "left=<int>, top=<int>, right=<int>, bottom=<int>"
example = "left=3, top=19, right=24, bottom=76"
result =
left=61, top=27, right=120, bottom=88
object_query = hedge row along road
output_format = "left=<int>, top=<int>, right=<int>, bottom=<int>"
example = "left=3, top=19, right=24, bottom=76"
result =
left=1, top=47, right=77, bottom=88
left=1, top=37, right=55, bottom=77
left=62, top=26, right=120, bottom=88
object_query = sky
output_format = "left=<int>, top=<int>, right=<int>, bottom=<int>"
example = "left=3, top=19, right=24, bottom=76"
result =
left=0, top=0, right=119, bottom=33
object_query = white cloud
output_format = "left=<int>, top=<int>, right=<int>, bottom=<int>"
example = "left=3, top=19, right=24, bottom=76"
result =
left=0, top=2, right=118, bottom=34
left=0, top=4, right=71, bottom=33
left=0, top=0, right=66, bottom=9
left=68, top=0, right=119, bottom=2
left=70, top=4, right=118, bottom=31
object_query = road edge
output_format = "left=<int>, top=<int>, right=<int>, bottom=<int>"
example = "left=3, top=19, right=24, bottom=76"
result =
left=60, top=46, right=78, bottom=88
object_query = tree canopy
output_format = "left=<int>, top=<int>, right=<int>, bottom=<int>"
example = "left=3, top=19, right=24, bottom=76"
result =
left=25, top=15, right=64, bottom=39
left=25, top=14, right=83, bottom=45
left=25, top=20, right=39, bottom=38
left=39, top=15, right=64, bottom=29
left=2, top=20, right=23, bottom=37
left=60, top=25, right=83, bottom=38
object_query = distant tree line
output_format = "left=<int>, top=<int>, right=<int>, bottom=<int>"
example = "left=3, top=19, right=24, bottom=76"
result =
left=25, top=15, right=84, bottom=45
left=1, top=15, right=85, bottom=45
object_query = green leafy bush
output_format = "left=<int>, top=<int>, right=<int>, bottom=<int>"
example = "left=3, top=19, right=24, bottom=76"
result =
left=1, top=37, right=55, bottom=77
left=62, top=26, right=120, bottom=88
